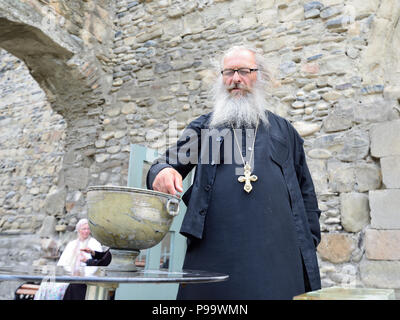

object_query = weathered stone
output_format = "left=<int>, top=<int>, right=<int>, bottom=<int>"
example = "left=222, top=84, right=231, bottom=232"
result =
left=95, top=139, right=106, bottom=148
left=107, top=145, right=121, bottom=154
left=55, top=224, right=67, bottom=232
left=263, top=35, right=289, bottom=53
left=369, top=190, right=400, bottom=229
left=168, top=7, right=183, bottom=18
left=319, top=54, right=354, bottom=75
left=279, top=61, right=297, bottom=77
left=95, top=153, right=110, bottom=163
left=320, top=6, right=341, bottom=19
left=338, top=130, right=370, bottom=162
left=353, top=99, right=396, bottom=124
left=291, top=100, right=305, bottom=109
left=38, top=216, right=57, bottom=238
left=304, top=107, right=314, bottom=115
left=303, top=1, right=324, bottom=12
left=381, top=156, right=400, bottom=188
left=154, top=63, right=172, bottom=74
left=365, top=229, right=400, bottom=260
left=317, top=233, right=356, bottom=263
left=41, top=238, right=57, bottom=252
left=326, top=16, right=354, bottom=29
left=65, top=168, right=89, bottom=189
left=354, top=163, right=381, bottom=192
left=146, top=129, right=163, bottom=141
left=304, top=8, right=320, bottom=19
left=347, top=0, right=380, bottom=19
left=136, top=27, right=163, bottom=43
left=307, top=158, right=328, bottom=194
left=323, top=104, right=353, bottom=133
left=293, top=121, right=321, bottom=137
left=278, top=4, right=304, bottom=22
left=360, top=260, right=400, bottom=289
left=346, top=47, right=359, bottom=59
left=370, top=120, right=400, bottom=157
left=327, top=161, right=354, bottom=192
left=44, top=188, right=66, bottom=216
left=307, top=148, right=332, bottom=159
left=322, top=91, right=342, bottom=102
left=340, top=192, right=370, bottom=233
left=327, top=161, right=380, bottom=193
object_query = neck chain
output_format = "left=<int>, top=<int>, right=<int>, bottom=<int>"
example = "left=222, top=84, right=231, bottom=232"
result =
left=231, top=118, right=259, bottom=193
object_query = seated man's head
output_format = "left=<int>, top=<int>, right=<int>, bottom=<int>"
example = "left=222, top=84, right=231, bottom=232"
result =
left=210, top=46, right=271, bottom=128
left=76, top=218, right=91, bottom=241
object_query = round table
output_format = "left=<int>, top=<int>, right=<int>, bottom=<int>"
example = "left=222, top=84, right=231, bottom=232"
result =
left=0, top=265, right=229, bottom=300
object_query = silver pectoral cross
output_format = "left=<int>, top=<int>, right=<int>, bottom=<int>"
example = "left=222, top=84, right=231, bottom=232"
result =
left=238, top=162, right=258, bottom=193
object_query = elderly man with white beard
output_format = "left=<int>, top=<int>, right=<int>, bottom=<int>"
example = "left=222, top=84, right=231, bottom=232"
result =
left=146, top=46, right=321, bottom=300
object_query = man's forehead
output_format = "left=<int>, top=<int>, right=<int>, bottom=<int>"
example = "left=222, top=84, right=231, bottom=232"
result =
left=223, top=49, right=256, bottom=67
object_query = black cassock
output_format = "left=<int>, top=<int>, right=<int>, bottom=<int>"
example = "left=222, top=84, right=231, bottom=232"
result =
left=177, top=127, right=306, bottom=300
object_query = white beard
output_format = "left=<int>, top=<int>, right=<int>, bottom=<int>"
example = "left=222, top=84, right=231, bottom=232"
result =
left=209, top=79, right=269, bottom=128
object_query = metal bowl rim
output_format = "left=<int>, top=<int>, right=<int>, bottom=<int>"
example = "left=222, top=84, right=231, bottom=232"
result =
left=86, top=185, right=181, bottom=201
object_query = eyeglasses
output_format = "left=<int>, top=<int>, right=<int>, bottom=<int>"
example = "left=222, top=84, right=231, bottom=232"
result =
left=221, top=68, right=258, bottom=77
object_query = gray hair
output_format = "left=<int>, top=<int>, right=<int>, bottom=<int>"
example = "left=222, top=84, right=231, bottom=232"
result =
left=75, top=218, right=89, bottom=232
left=216, top=45, right=272, bottom=84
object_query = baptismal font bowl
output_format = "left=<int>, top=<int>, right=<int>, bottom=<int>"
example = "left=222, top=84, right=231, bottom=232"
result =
left=86, top=186, right=181, bottom=271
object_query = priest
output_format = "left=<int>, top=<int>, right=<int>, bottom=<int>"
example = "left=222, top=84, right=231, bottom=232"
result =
left=146, top=46, right=321, bottom=300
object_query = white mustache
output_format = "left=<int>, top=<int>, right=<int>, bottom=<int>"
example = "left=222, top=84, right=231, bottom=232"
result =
left=226, top=83, right=250, bottom=92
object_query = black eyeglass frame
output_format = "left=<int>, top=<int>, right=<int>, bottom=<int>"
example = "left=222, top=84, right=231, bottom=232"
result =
left=220, top=68, right=259, bottom=76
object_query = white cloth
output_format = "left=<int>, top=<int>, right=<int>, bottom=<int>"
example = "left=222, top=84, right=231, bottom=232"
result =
left=57, top=237, right=102, bottom=271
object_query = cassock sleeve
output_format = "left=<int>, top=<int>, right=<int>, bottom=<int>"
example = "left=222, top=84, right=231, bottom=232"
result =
left=291, top=126, right=321, bottom=248
left=86, top=249, right=112, bottom=267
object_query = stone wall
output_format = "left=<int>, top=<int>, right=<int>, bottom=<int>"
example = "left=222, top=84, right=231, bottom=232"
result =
left=1, top=0, right=400, bottom=298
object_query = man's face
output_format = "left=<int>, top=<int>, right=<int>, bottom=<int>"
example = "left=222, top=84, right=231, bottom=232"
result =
left=78, top=223, right=91, bottom=240
left=222, top=49, right=258, bottom=96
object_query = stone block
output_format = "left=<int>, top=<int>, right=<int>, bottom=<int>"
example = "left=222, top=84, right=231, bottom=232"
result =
left=339, top=130, right=370, bottom=162
left=360, top=260, right=400, bottom=289
left=313, top=130, right=369, bottom=161
left=365, top=229, right=400, bottom=260
left=317, top=233, right=356, bottom=263
left=347, top=0, right=380, bottom=19
left=369, top=189, right=400, bottom=229
left=263, top=35, right=290, bottom=53
left=292, top=121, right=321, bottom=137
left=353, top=100, right=395, bottom=123
left=307, top=158, right=328, bottom=194
left=327, top=161, right=380, bottom=193
left=319, top=54, right=354, bottom=76
left=353, top=163, right=381, bottom=192
left=370, top=120, right=400, bottom=157
left=381, top=156, right=400, bottom=188
left=182, top=12, right=205, bottom=35
left=44, top=188, right=66, bottom=216
left=322, top=103, right=353, bottom=132
left=278, top=4, right=304, bottom=22
left=38, top=216, right=56, bottom=238
left=340, top=192, right=369, bottom=232
left=327, top=161, right=354, bottom=192
left=65, top=168, right=89, bottom=189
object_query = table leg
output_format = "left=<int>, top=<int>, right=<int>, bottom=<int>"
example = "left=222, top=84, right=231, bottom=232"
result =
left=85, top=283, right=118, bottom=300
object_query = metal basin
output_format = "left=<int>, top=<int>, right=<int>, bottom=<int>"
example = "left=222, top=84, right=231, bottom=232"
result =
left=86, top=186, right=181, bottom=271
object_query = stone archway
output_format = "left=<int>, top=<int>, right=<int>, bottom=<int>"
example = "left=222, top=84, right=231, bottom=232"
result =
left=0, top=1, right=114, bottom=296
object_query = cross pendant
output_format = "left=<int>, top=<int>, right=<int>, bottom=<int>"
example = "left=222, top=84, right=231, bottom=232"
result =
left=238, top=162, right=258, bottom=193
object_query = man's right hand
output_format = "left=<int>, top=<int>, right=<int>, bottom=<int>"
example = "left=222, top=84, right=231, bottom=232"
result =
left=152, top=167, right=183, bottom=196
